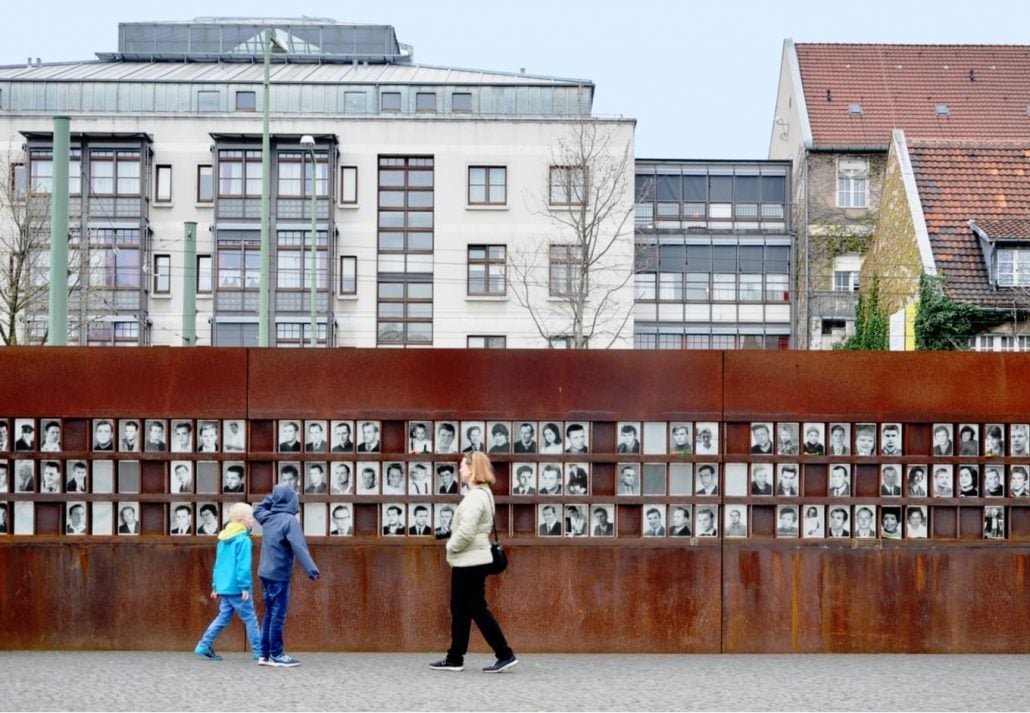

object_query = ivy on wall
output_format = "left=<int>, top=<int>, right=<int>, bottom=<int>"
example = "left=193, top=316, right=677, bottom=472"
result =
left=914, top=274, right=1006, bottom=350
left=835, top=275, right=888, bottom=350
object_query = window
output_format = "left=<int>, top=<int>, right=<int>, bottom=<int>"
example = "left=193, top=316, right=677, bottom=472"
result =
left=549, top=245, right=583, bottom=297
left=739, top=274, right=763, bottom=301
left=636, top=273, right=656, bottom=301
left=834, top=270, right=861, bottom=292
left=198, top=91, right=220, bottom=111
left=997, top=248, right=1030, bottom=287
left=686, top=273, right=709, bottom=301
left=468, top=166, right=506, bottom=205
left=468, top=336, right=506, bottom=348
left=339, top=256, right=357, bottom=295
left=452, top=92, right=472, bottom=112
left=154, top=255, right=171, bottom=294
left=197, top=165, right=213, bottom=203
left=711, top=334, right=736, bottom=349
left=377, top=281, right=433, bottom=345
left=276, top=322, right=327, bottom=348
left=278, top=152, right=327, bottom=198
left=89, top=229, right=140, bottom=289
left=88, top=320, right=140, bottom=346
left=468, top=245, right=506, bottom=296
left=658, top=273, right=682, bottom=301
left=381, top=92, right=402, bottom=112
left=155, top=165, right=172, bottom=203
left=550, top=166, right=586, bottom=205
left=766, top=274, right=789, bottom=302
left=235, top=91, right=256, bottom=111
left=217, top=242, right=260, bottom=290
left=713, top=274, right=736, bottom=301
left=340, top=166, right=358, bottom=204
left=218, top=150, right=261, bottom=197
left=416, top=92, right=436, bottom=112
left=11, top=162, right=25, bottom=199
left=837, top=158, right=868, bottom=208
left=90, top=150, right=140, bottom=196
left=276, top=230, right=327, bottom=290
left=197, top=255, right=212, bottom=294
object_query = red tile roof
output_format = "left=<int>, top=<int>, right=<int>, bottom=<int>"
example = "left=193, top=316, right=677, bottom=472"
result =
left=796, top=44, right=1030, bottom=147
left=907, top=140, right=1030, bottom=306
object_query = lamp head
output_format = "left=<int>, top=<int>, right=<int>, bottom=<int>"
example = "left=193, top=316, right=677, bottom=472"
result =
left=300, top=135, right=316, bottom=148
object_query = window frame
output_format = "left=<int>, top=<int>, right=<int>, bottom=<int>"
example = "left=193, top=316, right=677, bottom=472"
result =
left=197, top=165, right=213, bottom=203
left=452, top=92, right=472, bottom=113
left=339, top=166, right=358, bottom=204
left=837, top=158, right=869, bottom=209
left=468, top=335, right=506, bottom=349
left=997, top=247, right=1030, bottom=287
left=549, top=165, right=587, bottom=206
left=153, top=254, right=171, bottom=294
left=548, top=244, right=584, bottom=297
left=197, top=255, right=213, bottom=294
left=468, top=166, right=507, bottom=206
left=381, top=91, right=402, bottom=113
left=155, top=165, right=172, bottom=203
left=235, top=91, right=256, bottom=112
left=339, top=256, right=357, bottom=295
left=467, top=244, right=507, bottom=296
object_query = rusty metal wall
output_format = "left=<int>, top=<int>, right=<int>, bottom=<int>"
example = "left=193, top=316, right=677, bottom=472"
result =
left=0, top=348, right=1028, bottom=653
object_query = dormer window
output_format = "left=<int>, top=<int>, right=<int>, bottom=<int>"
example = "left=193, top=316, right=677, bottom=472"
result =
left=997, top=248, right=1030, bottom=287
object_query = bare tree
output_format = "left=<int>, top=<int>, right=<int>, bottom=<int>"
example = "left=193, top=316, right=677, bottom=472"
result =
left=509, top=119, right=637, bottom=348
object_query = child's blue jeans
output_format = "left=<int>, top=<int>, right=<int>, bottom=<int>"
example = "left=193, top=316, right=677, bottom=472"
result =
left=260, top=577, right=292, bottom=658
left=197, top=594, right=262, bottom=654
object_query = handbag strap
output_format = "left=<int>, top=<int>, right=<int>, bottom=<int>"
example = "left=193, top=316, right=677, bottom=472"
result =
left=484, top=486, right=500, bottom=545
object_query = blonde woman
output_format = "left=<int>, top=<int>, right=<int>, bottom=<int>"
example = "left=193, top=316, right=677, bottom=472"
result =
left=430, top=452, right=518, bottom=674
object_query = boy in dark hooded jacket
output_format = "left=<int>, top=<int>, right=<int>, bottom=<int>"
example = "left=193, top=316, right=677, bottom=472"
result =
left=254, top=483, right=319, bottom=667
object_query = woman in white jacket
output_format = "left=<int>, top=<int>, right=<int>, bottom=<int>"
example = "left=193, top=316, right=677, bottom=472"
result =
left=429, top=452, right=518, bottom=674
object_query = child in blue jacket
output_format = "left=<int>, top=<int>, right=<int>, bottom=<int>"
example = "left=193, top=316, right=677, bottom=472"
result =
left=254, top=483, right=320, bottom=667
left=194, top=502, right=262, bottom=660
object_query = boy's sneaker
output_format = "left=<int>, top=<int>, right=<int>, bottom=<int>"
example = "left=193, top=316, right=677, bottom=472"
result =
left=193, top=645, right=222, bottom=661
left=268, top=654, right=300, bottom=667
left=483, top=656, right=518, bottom=673
left=257, top=657, right=272, bottom=666
left=429, top=658, right=464, bottom=672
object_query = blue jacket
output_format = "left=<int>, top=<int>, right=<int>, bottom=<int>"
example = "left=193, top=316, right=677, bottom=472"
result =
left=211, top=522, right=253, bottom=595
left=254, top=484, right=320, bottom=582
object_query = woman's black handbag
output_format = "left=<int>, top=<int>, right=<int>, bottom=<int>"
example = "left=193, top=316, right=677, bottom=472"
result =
left=488, top=492, right=508, bottom=575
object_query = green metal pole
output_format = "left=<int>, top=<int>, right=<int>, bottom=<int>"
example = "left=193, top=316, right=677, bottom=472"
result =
left=48, top=116, right=70, bottom=345
left=258, top=28, right=272, bottom=347
left=182, top=222, right=197, bottom=346
left=309, top=146, right=317, bottom=347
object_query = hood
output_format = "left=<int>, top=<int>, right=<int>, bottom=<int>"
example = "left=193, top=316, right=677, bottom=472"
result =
left=218, top=521, right=248, bottom=541
left=269, top=483, right=300, bottom=515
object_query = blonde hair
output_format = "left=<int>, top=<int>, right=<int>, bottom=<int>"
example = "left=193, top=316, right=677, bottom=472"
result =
left=464, top=451, right=496, bottom=486
left=228, top=502, right=253, bottom=522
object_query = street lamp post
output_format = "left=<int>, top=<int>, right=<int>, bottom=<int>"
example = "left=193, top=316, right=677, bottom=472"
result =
left=258, top=28, right=287, bottom=347
left=300, top=134, right=318, bottom=347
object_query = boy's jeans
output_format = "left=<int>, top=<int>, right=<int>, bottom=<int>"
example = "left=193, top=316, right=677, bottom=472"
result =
left=197, top=594, right=262, bottom=654
left=260, top=577, right=292, bottom=658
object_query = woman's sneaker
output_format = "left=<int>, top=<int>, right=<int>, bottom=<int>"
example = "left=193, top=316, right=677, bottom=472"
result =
left=268, top=654, right=300, bottom=667
left=428, top=658, right=464, bottom=671
left=193, top=645, right=222, bottom=661
left=483, top=656, right=518, bottom=673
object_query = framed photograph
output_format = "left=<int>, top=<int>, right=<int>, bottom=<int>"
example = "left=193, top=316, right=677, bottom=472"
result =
left=905, top=505, right=929, bottom=539
left=801, top=423, right=825, bottom=456
left=984, top=506, right=1006, bottom=540
left=827, top=423, right=851, bottom=456
left=13, top=418, right=35, bottom=451
left=65, top=460, right=88, bottom=494
left=0, top=418, right=8, bottom=452
left=642, top=463, right=666, bottom=496
left=196, top=420, right=220, bottom=453
left=331, top=420, right=355, bottom=453
left=906, top=466, right=927, bottom=497
left=487, top=422, right=511, bottom=454
left=407, top=420, right=432, bottom=454
left=277, top=462, right=301, bottom=493
left=39, top=460, right=62, bottom=493
left=144, top=419, right=167, bottom=452
left=983, top=465, right=1005, bottom=497
left=304, top=420, right=328, bottom=453
left=0, top=461, right=7, bottom=493
left=669, top=463, right=693, bottom=496
left=879, top=464, right=902, bottom=496
left=931, top=423, right=954, bottom=456
left=984, top=423, right=1005, bottom=457
left=434, top=421, right=458, bottom=454
left=92, top=419, right=115, bottom=452
left=329, top=504, right=353, bottom=536
left=459, top=421, right=486, bottom=454
left=13, top=460, right=35, bottom=493
left=117, top=502, right=140, bottom=535
left=65, top=502, right=87, bottom=535
left=0, top=501, right=7, bottom=534
left=222, top=420, right=246, bottom=452
left=669, top=422, right=693, bottom=455
left=39, top=419, right=62, bottom=452
left=408, top=504, right=433, bottom=536
left=880, top=423, right=903, bottom=456
left=695, top=505, right=719, bottom=537
left=434, top=503, right=455, bottom=538
left=827, top=464, right=850, bottom=497
left=776, top=422, right=799, bottom=455
left=434, top=462, right=458, bottom=495
left=224, top=463, right=247, bottom=493
left=564, top=421, right=590, bottom=454
left=695, top=422, right=719, bottom=455
left=330, top=462, right=354, bottom=495
left=512, top=422, right=537, bottom=454
left=696, top=463, right=719, bottom=496
left=776, top=463, right=799, bottom=496
left=408, top=462, right=432, bottom=495
left=616, top=464, right=640, bottom=496
left=196, top=503, right=220, bottom=535
left=957, top=423, right=979, bottom=456
left=356, top=462, right=380, bottom=495
left=382, top=503, right=406, bottom=536
left=304, top=462, right=328, bottom=494
left=724, top=505, right=748, bottom=538
left=1010, top=423, right=1029, bottom=457
left=854, top=505, right=877, bottom=538
left=170, top=502, right=193, bottom=535
left=616, top=421, right=642, bottom=454
left=511, top=463, right=537, bottom=495
left=538, top=463, right=563, bottom=495
left=538, top=503, right=562, bottom=536
left=591, top=504, right=616, bottom=537
left=802, top=505, right=825, bottom=538
left=381, top=462, right=406, bottom=495
left=750, top=463, right=774, bottom=495
left=538, top=422, right=563, bottom=454
left=170, top=420, right=194, bottom=453
left=1009, top=465, right=1029, bottom=497
left=827, top=505, right=850, bottom=537
left=643, top=422, right=667, bottom=455
left=642, top=504, right=666, bottom=537
left=854, top=423, right=877, bottom=456
left=662, top=504, right=689, bottom=536
left=749, top=422, right=774, bottom=454
left=277, top=420, right=302, bottom=452
left=170, top=461, right=194, bottom=494
left=932, top=465, right=954, bottom=497
left=117, top=419, right=141, bottom=452
left=776, top=505, right=800, bottom=538
left=957, top=464, right=979, bottom=497
left=563, top=504, right=589, bottom=537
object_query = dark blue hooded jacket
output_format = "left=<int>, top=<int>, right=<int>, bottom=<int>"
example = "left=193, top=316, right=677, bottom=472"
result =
left=254, top=484, right=320, bottom=582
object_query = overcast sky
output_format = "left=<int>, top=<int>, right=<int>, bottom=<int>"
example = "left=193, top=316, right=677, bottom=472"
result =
left=7, top=0, right=1029, bottom=159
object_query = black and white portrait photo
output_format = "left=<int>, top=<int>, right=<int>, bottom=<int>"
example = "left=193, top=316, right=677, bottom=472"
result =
left=92, top=419, right=115, bottom=451
left=538, top=422, right=563, bottom=454
left=408, top=504, right=433, bottom=536
left=803, top=505, right=825, bottom=538
left=39, top=461, right=62, bottom=493
left=776, top=505, right=800, bottom=538
left=197, top=503, right=220, bottom=536
left=512, top=422, right=537, bottom=454
left=880, top=464, right=902, bottom=496
left=304, top=420, right=328, bottom=453
left=434, top=504, right=455, bottom=538
left=931, top=423, right=954, bottom=456
left=511, top=463, right=537, bottom=495
left=880, top=506, right=902, bottom=540
left=724, top=505, right=748, bottom=538
left=538, top=504, right=562, bottom=536
left=669, top=422, right=693, bottom=455
left=957, top=464, right=980, bottom=497
left=304, top=462, right=328, bottom=494
left=1010, top=423, right=1029, bottom=457
left=460, top=421, right=486, bottom=453
left=223, top=463, right=247, bottom=493
left=827, top=506, right=850, bottom=537
left=435, top=421, right=458, bottom=454
left=170, top=502, right=193, bottom=535
left=776, top=422, right=799, bottom=455
left=356, top=421, right=382, bottom=453
left=330, top=462, right=353, bottom=494
left=905, top=505, right=928, bottom=539
left=564, top=422, right=589, bottom=454
left=802, top=423, right=825, bottom=456
left=382, top=504, right=406, bottom=536
left=196, top=420, right=220, bottom=453
left=13, top=460, right=35, bottom=493
left=880, top=423, right=903, bottom=456
left=563, top=504, right=589, bottom=537
left=171, top=461, right=194, bottom=494
left=984, top=423, right=1005, bottom=457
left=776, top=464, right=799, bottom=496
left=617, top=422, right=642, bottom=454
left=616, top=464, right=640, bottom=495
left=65, top=502, right=87, bottom=535
left=932, top=465, right=954, bottom=498
left=565, top=463, right=590, bottom=495
left=435, top=463, right=458, bottom=495
left=117, top=419, right=140, bottom=452
left=407, top=421, right=432, bottom=454
left=117, top=503, right=140, bottom=535
left=39, top=419, right=62, bottom=452
left=695, top=506, right=718, bottom=537
left=330, top=420, right=355, bottom=454
left=222, top=420, right=246, bottom=452
left=854, top=423, right=877, bottom=456
left=827, top=423, right=851, bottom=456
left=984, top=506, right=1006, bottom=539
left=0, top=501, right=7, bottom=534
left=665, top=504, right=690, bottom=536
left=278, top=462, right=301, bottom=493
left=642, top=505, right=666, bottom=537
left=0, top=418, right=8, bottom=452
left=13, top=418, right=35, bottom=451
left=1008, top=465, right=1029, bottom=497
left=277, top=420, right=302, bottom=452
left=854, top=505, right=877, bottom=538
left=538, top=464, right=563, bottom=495
left=170, top=420, right=193, bottom=453
left=957, top=423, right=979, bottom=456
left=750, top=422, right=774, bottom=454
left=750, top=463, right=774, bottom=495
left=329, top=504, right=354, bottom=536
left=144, top=419, right=167, bottom=452
left=487, top=422, right=511, bottom=454
left=381, top=462, right=406, bottom=495
left=356, top=463, right=380, bottom=495
left=591, top=505, right=616, bottom=537
left=696, top=463, right=719, bottom=496
left=984, top=465, right=1005, bottom=497
left=0, top=462, right=7, bottom=493
left=408, top=462, right=432, bottom=494
left=907, top=465, right=928, bottom=497
left=65, top=461, right=88, bottom=493
left=828, top=464, right=851, bottom=497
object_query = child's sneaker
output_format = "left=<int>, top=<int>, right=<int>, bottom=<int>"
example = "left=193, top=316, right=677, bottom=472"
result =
left=194, top=645, right=222, bottom=661
left=257, top=656, right=271, bottom=666
left=268, top=653, right=300, bottom=667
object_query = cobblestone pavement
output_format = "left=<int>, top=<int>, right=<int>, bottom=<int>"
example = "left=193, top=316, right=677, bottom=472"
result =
left=3, top=651, right=1027, bottom=711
